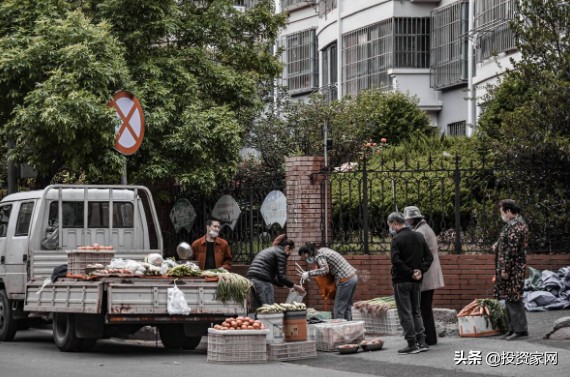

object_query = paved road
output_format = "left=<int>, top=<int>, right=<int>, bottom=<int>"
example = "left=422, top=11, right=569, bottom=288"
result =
left=0, top=310, right=568, bottom=377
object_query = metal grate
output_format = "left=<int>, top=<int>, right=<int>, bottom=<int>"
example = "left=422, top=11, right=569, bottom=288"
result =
left=430, top=0, right=469, bottom=89
left=342, top=18, right=430, bottom=97
left=474, top=0, right=517, bottom=62
left=318, top=0, right=337, bottom=18
left=321, top=42, right=338, bottom=102
left=283, top=29, right=319, bottom=95
left=448, top=121, right=467, bottom=136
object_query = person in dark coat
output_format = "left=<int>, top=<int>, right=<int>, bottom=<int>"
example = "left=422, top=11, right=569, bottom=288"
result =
left=493, top=199, right=529, bottom=340
left=387, top=212, right=433, bottom=355
left=246, top=235, right=305, bottom=312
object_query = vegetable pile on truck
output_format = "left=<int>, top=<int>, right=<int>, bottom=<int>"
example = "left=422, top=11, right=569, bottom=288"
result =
left=0, top=185, right=247, bottom=351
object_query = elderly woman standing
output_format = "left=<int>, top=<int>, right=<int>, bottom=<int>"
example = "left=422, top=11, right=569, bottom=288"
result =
left=493, top=199, right=529, bottom=340
left=404, top=206, right=445, bottom=346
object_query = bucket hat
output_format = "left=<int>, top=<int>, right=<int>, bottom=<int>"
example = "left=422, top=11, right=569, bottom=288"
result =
left=403, top=206, right=424, bottom=220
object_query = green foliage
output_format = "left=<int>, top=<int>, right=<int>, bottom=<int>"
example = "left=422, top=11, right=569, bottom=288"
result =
left=0, top=7, right=130, bottom=185
left=343, top=89, right=434, bottom=147
left=0, top=0, right=286, bottom=194
left=247, top=88, right=434, bottom=176
left=476, top=0, right=570, bottom=249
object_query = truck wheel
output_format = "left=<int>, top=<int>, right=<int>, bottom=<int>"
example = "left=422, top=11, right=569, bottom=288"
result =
left=158, top=325, right=185, bottom=349
left=53, top=313, right=81, bottom=352
left=0, top=289, right=18, bottom=341
left=183, top=336, right=202, bottom=350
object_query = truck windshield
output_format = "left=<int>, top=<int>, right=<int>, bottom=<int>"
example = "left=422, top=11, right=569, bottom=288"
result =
left=48, top=201, right=134, bottom=228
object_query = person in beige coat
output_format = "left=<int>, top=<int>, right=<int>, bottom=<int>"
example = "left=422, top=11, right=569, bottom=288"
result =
left=404, top=206, right=445, bottom=345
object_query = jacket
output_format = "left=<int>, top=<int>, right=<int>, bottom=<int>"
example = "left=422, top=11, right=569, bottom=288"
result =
left=191, top=235, right=232, bottom=271
left=414, top=220, right=445, bottom=291
left=246, top=246, right=294, bottom=288
left=390, top=227, right=433, bottom=284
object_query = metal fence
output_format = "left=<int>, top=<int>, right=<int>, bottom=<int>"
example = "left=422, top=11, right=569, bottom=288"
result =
left=163, top=181, right=286, bottom=264
left=315, top=155, right=570, bottom=254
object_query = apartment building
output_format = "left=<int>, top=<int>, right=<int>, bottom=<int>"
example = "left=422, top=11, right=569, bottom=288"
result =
left=277, top=0, right=519, bottom=136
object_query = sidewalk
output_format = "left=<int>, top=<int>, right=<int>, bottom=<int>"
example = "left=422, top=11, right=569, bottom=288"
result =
left=290, top=310, right=570, bottom=377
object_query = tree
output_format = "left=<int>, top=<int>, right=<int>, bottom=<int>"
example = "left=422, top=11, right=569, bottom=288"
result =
left=478, top=0, right=570, bottom=166
left=0, top=0, right=286, bottom=194
left=247, top=88, right=433, bottom=174
left=0, top=3, right=131, bottom=186
left=476, top=0, right=570, bottom=250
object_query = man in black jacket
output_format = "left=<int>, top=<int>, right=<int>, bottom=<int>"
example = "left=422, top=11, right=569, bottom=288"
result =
left=246, top=235, right=305, bottom=312
left=387, top=212, right=433, bottom=355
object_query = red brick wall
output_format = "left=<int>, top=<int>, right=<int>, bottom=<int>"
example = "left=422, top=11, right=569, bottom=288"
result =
left=235, top=253, right=570, bottom=312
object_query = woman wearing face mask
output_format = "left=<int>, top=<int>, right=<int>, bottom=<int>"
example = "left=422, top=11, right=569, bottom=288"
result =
left=191, top=219, right=232, bottom=271
left=298, top=243, right=358, bottom=320
left=246, top=235, right=305, bottom=312
left=493, top=199, right=529, bottom=340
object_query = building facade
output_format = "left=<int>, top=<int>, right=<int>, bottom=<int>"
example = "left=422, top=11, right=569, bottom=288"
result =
left=276, top=0, right=518, bottom=136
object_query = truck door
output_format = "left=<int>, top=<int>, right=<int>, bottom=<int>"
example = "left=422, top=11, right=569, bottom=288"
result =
left=0, top=203, right=13, bottom=279
left=0, top=201, right=35, bottom=296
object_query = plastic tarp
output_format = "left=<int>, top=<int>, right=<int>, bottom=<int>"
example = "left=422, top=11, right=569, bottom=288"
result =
left=523, top=266, right=570, bottom=311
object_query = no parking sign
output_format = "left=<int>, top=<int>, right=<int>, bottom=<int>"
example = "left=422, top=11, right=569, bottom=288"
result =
left=108, top=91, right=145, bottom=155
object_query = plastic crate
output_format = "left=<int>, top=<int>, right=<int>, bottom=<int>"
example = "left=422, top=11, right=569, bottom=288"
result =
left=310, top=320, right=365, bottom=352
left=352, top=308, right=403, bottom=336
left=267, top=340, right=317, bottom=361
left=207, top=328, right=269, bottom=364
left=66, top=250, right=115, bottom=275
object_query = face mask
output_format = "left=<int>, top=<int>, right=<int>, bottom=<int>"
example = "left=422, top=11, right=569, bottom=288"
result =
left=389, top=227, right=397, bottom=236
left=501, top=215, right=509, bottom=223
left=208, top=230, right=219, bottom=238
left=306, top=256, right=315, bottom=264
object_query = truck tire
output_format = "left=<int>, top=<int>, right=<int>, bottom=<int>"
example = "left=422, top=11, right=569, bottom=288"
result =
left=0, top=289, right=18, bottom=341
left=183, top=336, right=202, bottom=350
left=53, top=313, right=81, bottom=352
left=158, top=325, right=186, bottom=349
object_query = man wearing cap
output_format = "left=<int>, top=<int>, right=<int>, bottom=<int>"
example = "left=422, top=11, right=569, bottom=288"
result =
left=404, top=206, right=445, bottom=346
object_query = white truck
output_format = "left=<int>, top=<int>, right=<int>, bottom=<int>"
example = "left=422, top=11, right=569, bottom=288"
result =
left=0, top=185, right=246, bottom=351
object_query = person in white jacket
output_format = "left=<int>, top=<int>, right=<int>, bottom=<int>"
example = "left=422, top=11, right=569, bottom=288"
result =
left=404, top=206, right=445, bottom=346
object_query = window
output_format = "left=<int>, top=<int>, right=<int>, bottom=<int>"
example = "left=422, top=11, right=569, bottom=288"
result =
left=283, top=29, right=318, bottom=94
left=448, top=121, right=466, bottom=136
left=0, top=205, right=12, bottom=238
left=15, top=202, right=34, bottom=237
left=474, top=0, right=516, bottom=62
left=48, top=201, right=134, bottom=229
left=342, top=18, right=429, bottom=96
left=281, top=0, right=306, bottom=9
left=394, top=18, right=430, bottom=69
left=322, top=42, right=338, bottom=102
left=430, top=1, right=469, bottom=89
left=319, top=0, right=337, bottom=18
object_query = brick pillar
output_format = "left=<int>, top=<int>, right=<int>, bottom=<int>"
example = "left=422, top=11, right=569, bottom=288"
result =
left=285, top=156, right=330, bottom=247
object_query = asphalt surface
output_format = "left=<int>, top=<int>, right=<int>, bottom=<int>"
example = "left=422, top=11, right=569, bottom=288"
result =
left=287, top=309, right=570, bottom=377
left=1, top=310, right=568, bottom=377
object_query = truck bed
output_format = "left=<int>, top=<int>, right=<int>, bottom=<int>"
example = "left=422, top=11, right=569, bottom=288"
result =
left=24, top=276, right=246, bottom=318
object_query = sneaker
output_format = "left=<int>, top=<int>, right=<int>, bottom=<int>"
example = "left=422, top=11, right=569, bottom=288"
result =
left=501, top=331, right=514, bottom=339
left=398, top=344, right=420, bottom=354
left=417, top=342, right=430, bottom=352
left=505, top=331, right=528, bottom=341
